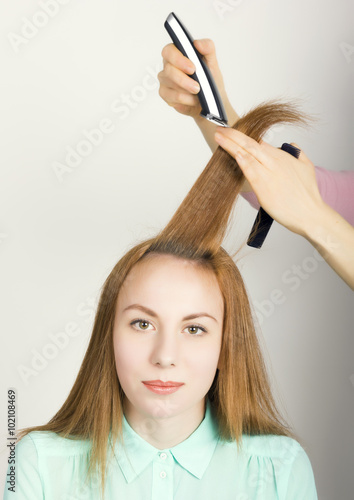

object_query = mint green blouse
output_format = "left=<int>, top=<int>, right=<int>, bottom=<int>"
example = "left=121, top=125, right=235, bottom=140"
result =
left=3, top=399, right=317, bottom=499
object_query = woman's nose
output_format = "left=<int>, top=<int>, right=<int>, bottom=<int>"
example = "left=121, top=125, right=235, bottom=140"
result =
left=150, top=331, right=178, bottom=367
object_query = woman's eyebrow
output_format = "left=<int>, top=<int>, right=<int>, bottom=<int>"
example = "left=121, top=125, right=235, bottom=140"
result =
left=123, top=304, right=218, bottom=323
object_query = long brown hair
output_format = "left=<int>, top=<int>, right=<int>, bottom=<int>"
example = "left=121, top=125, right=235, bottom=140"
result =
left=17, top=100, right=308, bottom=498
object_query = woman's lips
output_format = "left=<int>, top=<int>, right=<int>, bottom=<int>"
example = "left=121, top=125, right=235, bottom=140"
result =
left=142, top=380, right=184, bottom=395
left=142, top=380, right=184, bottom=387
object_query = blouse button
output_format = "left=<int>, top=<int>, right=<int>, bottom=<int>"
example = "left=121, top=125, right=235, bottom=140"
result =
left=160, top=471, right=167, bottom=479
left=160, top=453, right=167, bottom=460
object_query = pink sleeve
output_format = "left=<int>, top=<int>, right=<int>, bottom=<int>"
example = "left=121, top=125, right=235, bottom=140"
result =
left=241, top=166, right=354, bottom=226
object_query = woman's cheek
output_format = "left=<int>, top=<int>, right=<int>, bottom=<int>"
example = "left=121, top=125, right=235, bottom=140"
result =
left=115, top=334, right=148, bottom=373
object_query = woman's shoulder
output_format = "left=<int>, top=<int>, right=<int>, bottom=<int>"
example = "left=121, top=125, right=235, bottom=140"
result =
left=218, top=435, right=317, bottom=498
left=220, top=433, right=311, bottom=467
left=240, top=433, right=303, bottom=460
left=17, top=430, right=91, bottom=458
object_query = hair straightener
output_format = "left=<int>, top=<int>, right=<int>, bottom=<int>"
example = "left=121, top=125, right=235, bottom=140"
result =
left=164, top=12, right=300, bottom=248
left=164, top=12, right=228, bottom=127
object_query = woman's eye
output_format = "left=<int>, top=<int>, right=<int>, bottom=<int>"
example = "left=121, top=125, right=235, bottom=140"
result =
left=131, top=319, right=152, bottom=331
left=185, top=325, right=206, bottom=335
left=130, top=321, right=206, bottom=335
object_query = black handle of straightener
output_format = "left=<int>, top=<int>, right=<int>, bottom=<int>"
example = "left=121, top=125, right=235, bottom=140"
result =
left=246, top=143, right=301, bottom=249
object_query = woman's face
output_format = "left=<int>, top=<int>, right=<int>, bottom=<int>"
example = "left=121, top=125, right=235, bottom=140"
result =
left=113, top=254, right=224, bottom=429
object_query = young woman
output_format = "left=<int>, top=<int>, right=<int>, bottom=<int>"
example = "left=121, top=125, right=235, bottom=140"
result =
left=4, top=101, right=318, bottom=499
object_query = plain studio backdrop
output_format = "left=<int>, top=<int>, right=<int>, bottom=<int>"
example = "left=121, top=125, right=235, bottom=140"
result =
left=0, top=0, right=353, bottom=497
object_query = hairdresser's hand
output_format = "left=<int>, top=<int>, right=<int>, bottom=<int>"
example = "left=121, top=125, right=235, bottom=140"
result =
left=158, top=39, right=240, bottom=151
left=214, top=128, right=322, bottom=236
left=159, top=39, right=224, bottom=118
left=214, top=127, right=354, bottom=289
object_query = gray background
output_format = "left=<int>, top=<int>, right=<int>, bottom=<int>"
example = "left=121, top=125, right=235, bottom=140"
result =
left=1, top=0, right=353, bottom=498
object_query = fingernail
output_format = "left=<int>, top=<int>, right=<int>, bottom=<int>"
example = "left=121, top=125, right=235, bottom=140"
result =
left=191, top=82, right=200, bottom=93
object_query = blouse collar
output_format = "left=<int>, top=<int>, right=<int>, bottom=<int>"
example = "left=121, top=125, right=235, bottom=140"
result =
left=113, top=399, right=220, bottom=483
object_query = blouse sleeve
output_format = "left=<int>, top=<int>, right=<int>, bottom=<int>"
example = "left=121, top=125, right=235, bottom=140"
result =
left=241, top=166, right=354, bottom=226
left=3, top=434, right=44, bottom=500
left=285, top=446, right=318, bottom=499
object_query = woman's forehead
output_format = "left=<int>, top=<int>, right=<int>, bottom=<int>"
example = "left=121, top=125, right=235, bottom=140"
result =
left=117, top=254, right=224, bottom=315
left=125, top=253, right=217, bottom=286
